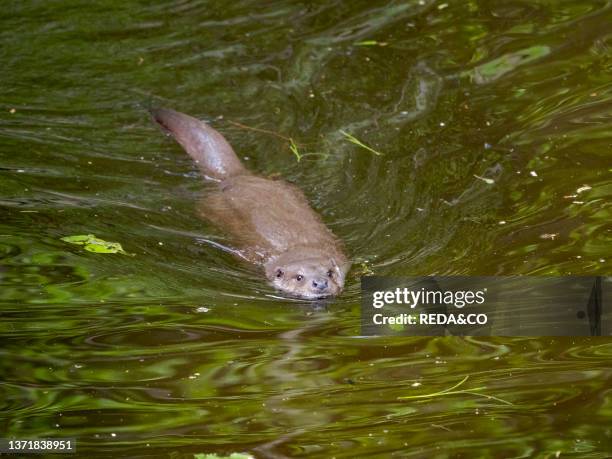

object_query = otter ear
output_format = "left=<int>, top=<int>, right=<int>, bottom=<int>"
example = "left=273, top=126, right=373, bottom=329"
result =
left=330, top=258, right=340, bottom=273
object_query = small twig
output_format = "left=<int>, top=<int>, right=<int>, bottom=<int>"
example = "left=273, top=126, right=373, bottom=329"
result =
left=398, top=375, right=513, bottom=406
left=399, top=375, right=470, bottom=399
left=431, top=423, right=453, bottom=432
left=460, top=391, right=513, bottom=406
left=228, top=119, right=319, bottom=162
left=227, top=119, right=291, bottom=142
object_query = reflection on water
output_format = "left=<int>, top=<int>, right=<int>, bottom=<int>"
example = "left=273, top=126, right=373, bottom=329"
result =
left=1, top=0, right=610, bottom=457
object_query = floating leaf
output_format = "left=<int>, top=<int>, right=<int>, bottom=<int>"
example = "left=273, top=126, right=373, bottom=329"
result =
left=340, top=130, right=383, bottom=156
left=468, top=45, right=550, bottom=84
left=354, top=40, right=388, bottom=47
left=473, top=174, right=495, bottom=185
left=61, top=234, right=129, bottom=255
left=576, top=185, right=591, bottom=194
left=353, top=261, right=374, bottom=277
left=194, top=454, right=254, bottom=459
left=288, top=138, right=302, bottom=162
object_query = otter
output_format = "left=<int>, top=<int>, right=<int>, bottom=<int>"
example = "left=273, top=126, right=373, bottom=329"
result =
left=151, top=108, right=350, bottom=299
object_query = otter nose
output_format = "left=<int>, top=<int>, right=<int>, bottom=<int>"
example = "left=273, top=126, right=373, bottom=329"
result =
left=312, top=278, right=328, bottom=290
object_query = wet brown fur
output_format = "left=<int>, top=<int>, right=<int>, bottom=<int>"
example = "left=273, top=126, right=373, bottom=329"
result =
left=152, top=108, right=349, bottom=298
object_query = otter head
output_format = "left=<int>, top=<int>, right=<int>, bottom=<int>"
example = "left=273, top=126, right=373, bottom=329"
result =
left=265, top=253, right=345, bottom=299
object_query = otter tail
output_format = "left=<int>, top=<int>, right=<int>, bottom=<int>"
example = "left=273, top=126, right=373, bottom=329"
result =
left=151, top=107, right=246, bottom=181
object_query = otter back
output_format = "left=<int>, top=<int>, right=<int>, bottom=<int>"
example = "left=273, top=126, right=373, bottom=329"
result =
left=151, top=108, right=246, bottom=181
left=199, top=174, right=344, bottom=261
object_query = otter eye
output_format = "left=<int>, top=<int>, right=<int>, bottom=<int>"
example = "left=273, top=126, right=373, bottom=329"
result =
left=296, top=275, right=304, bottom=282
left=327, top=270, right=333, bottom=278
left=276, top=269, right=283, bottom=278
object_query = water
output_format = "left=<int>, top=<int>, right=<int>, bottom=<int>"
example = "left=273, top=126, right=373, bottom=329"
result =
left=1, top=1, right=611, bottom=457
